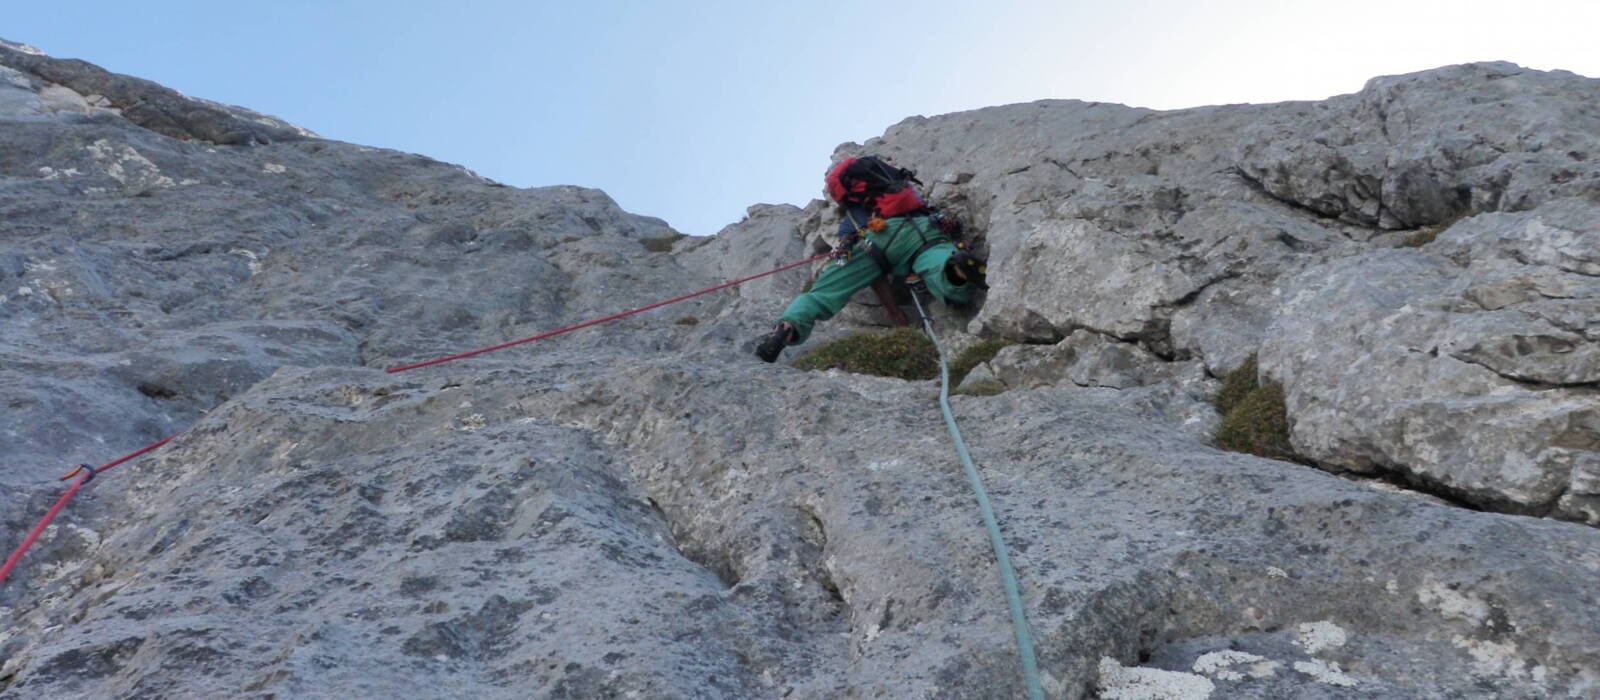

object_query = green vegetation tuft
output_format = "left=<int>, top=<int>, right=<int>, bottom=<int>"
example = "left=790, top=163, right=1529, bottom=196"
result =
left=794, top=327, right=939, bottom=380
left=1214, top=380, right=1297, bottom=461
left=955, top=379, right=1007, bottom=397
left=1214, top=354, right=1261, bottom=415
left=1212, top=354, right=1302, bottom=462
left=949, top=338, right=1013, bottom=387
left=641, top=232, right=687, bottom=253
left=673, top=316, right=699, bottom=326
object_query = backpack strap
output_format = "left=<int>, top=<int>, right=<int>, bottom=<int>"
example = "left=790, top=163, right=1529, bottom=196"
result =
left=907, top=238, right=946, bottom=270
left=904, top=217, right=950, bottom=277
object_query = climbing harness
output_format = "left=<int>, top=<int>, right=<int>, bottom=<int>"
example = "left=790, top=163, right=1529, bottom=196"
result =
left=843, top=210, right=950, bottom=286
left=1, top=252, right=829, bottom=585
left=907, top=288, right=1044, bottom=700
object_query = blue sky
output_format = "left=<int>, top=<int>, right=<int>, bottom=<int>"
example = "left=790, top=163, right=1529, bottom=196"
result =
left=9, top=1, right=1599, bottom=234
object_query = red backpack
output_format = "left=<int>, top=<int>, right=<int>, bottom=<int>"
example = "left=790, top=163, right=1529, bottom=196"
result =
left=825, top=155, right=927, bottom=218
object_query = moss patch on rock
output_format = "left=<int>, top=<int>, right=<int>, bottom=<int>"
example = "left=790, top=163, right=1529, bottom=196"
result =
left=641, top=232, right=687, bottom=253
left=794, top=327, right=939, bottom=380
left=955, top=379, right=1007, bottom=397
left=949, top=338, right=1012, bottom=387
left=1213, top=354, right=1302, bottom=462
left=1214, top=354, right=1260, bottom=415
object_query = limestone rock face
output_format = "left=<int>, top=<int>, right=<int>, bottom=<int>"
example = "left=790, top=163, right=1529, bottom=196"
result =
left=830, top=60, right=1599, bottom=521
left=0, top=41, right=682, bottom=490
left=670, top=203, right=811, bottom=305
left=990, top=330, right=1185, bottom=390
left=1234, top=62, right=1600, bottom=229
left=9, top=358, right=1600, bottom=698
left=1258, top=200, right=1600, bottom=522
left=977, top=333, right=1220, bottom=440
left=0, top=39, right=314, bottom=145
left=3, top=41, right=1599, bottom=699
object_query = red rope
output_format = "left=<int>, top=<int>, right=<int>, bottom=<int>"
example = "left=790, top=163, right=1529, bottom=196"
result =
left=0, top=474, right=92, bottom=583
left=0, top=434, right=178, bottom=583
left=1, top=253, right=825, bottom=584
left=385, top=252, right=827, bottom=373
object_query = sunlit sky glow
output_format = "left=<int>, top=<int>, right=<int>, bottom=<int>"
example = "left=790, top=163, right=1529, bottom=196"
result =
left=9, top=1, right=1599, bottom=234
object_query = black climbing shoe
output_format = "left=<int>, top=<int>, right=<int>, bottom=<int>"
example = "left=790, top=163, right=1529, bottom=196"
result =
left=946, top=250, right=988, bottom=289
left=755, top=321, right=798, bottom=363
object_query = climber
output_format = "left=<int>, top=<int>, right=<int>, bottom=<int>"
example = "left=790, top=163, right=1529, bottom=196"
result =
left=756, top=155, right=986, bottom=362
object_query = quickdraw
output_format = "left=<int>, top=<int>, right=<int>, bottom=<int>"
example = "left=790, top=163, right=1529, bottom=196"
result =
left=59, top=463, right=96, bottom=482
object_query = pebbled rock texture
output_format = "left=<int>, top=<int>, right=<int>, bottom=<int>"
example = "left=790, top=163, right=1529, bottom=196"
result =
left=2, top=41, right=1599, bottom=699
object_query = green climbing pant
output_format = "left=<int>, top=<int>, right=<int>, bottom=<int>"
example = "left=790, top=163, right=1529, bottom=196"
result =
left=779, top=215, right=972, bottom=344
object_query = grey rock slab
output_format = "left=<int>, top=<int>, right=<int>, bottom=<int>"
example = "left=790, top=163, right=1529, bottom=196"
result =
left=956, top=360, right=1002, bottom=392
left=978, top=216, right=1205, bottom=343
left=4, top=45, right=1600, bottom=700
left=1168, top=271, right=1280, bottom=375
left=984, top=333, right=1220, bottom=440
left=672, top=203, right=811, bottom=305
left=538, top=357, right=1600, bottom=697
left=0, top=82, right=682, bottom=490
left=1234, top=62, right=1600, bottom=229
left=3, top=366, right=798, bottom=698
left=12, top=355, right=1598, bottom=698
left=993, top=330, right=1184, bottom=390
left=831, top=61, right=1598, bottom=520
left=102, top=320, right=361, bottom=406
left=1, top=39, right=314, bottom=144
left=1258, top=218, right=1600, bottom=521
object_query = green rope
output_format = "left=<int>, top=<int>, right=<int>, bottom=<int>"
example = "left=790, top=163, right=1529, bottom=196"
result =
left=910, top=291, right=1044, bottom=700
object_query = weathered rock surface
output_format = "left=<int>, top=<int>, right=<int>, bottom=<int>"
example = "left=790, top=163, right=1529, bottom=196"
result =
left=8, top=357, right=1600, bottom=698
left=672, top=203, right=811, bottom=305
left=3, top=41, right=1599, bottom=699
left=826, top=60, right=1599, bottom=522
left=972, top=332, right=1220, bottom=440
left=1258, top=200, right=1600, bottom=522
left=989, top=331, right=1186, bottom=391
left=1234, top=63, right=1600, bottom=229
left=0, top=38, right=313, bottom=146
left=0, top=40, right=681, bottom=489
